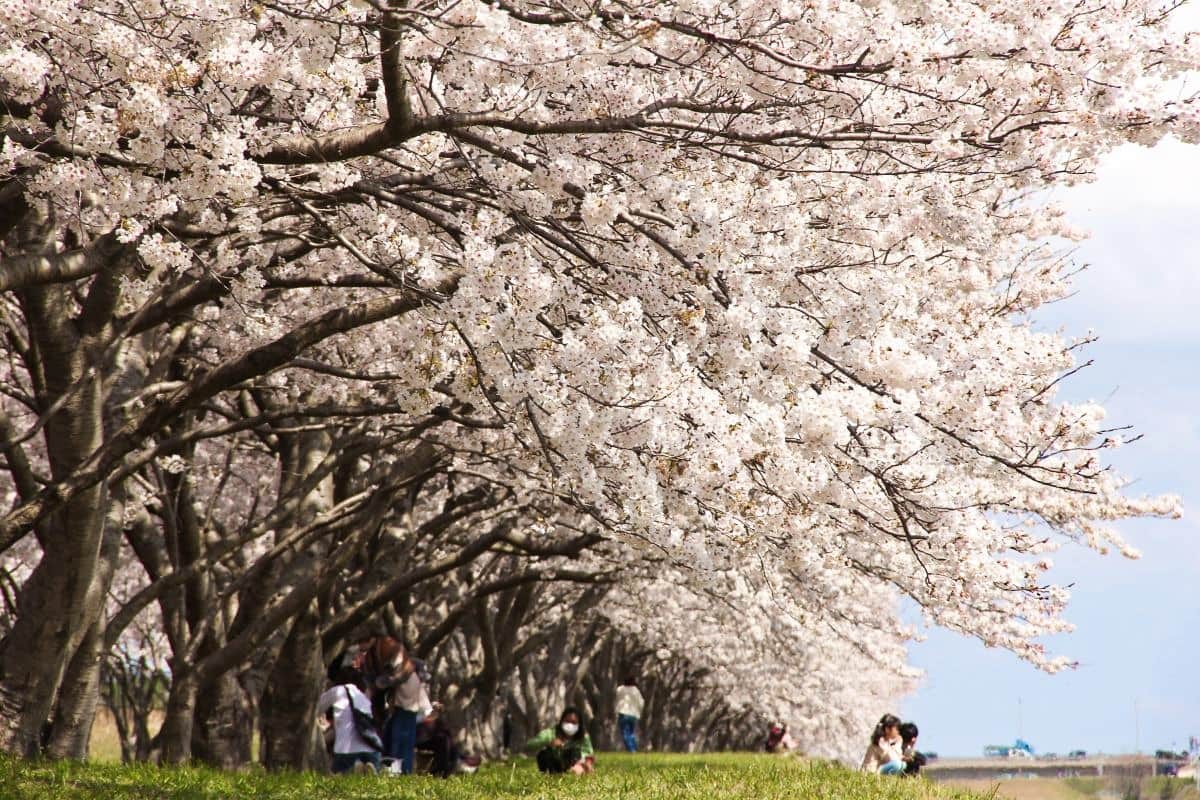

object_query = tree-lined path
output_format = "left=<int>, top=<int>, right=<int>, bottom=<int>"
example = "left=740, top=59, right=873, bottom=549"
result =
left=1, top=0, right=1194, bottom=770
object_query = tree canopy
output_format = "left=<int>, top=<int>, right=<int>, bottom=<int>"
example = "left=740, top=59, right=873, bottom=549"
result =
left=0, top=0, right=1192, bottom=764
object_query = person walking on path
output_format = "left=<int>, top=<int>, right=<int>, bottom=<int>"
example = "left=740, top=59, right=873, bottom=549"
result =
left=614, top=675, right=645, bottom=753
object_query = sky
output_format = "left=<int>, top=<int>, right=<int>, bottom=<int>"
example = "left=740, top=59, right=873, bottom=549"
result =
left=900, top=137, right=1200, bottom=759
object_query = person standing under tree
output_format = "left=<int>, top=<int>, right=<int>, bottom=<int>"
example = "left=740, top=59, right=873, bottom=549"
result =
left=614, top=676, right=645, bottom=753
left=373, top=638, right=433, bottom=775
left=765, top=722, right=797, bottom=754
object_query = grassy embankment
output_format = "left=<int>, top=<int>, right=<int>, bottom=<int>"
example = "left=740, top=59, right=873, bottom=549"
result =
left=945, top=775, right=1200, bottom=800
left=0, top=752, right=989, bottom=800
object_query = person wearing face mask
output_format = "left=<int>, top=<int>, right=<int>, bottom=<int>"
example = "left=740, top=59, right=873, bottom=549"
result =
left=526, top=707, right=595, bottom=774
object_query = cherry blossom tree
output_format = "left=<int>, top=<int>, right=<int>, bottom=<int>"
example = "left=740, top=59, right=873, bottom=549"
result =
left=2, top=0, right=1194, bottom=762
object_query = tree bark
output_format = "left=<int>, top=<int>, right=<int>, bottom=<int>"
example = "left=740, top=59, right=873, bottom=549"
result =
left=43, top=483, right=125, bottom=759
left=191, top=671, right=254, bottom=768
left=259, top=602, right=326, bottom=771
left=43, top=616, right=106, bottom=759
left=159, top=670, right=198, bottom=764
left=0, top=281, right=111, bottom=755
left=257, top=423, right=333, bottom=770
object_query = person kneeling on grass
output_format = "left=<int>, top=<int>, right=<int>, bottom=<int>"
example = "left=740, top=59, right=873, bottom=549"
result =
left=765, top=721, right=797, bottom=754
left=527, top=707, right=595, bottom=775
left=899, top=722, right=927, bottom=777
left=415, top=704, right=483, bottom=777
left=860, top=713, right=905, bottom=776
left=316, top=668, right=383, bottom=775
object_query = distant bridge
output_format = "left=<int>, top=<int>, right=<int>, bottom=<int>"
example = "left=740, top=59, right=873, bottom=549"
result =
left=924, top=755, right=1159, bottom=782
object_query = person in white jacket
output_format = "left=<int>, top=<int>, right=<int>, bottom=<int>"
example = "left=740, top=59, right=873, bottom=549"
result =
left=860, top=713, right=905, bottom=775
left=316, top=671, right=382, bottom=774
left=614, top=675, right=645, bottom=752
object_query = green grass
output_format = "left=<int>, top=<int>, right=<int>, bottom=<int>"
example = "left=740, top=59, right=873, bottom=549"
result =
left=0, top=752, right=988, bottom=800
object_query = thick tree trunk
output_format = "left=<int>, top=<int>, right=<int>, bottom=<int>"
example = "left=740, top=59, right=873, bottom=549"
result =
left=0, top=260, right=124, bottom=756
left=0, top=485, right=108, bottom=754
left=259, top=604, right=325, bottom=771
left=191, top=671, right=255, bottom=768
left=160, top=672, right=198, bottom=764
left=44, top=618, right=105, bottom=760
left=44, top=498, right=124, bottom=759
left=257, top=424, right=333, bottom=771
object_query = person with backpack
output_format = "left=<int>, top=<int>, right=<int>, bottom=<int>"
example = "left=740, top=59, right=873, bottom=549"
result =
left=527, top=707, right=595, bottom=775
left=316, top=668, right=383, bottom=774
left=372, top=637, right=433, bottom=775
left=614, top=675, right=645, bottom=753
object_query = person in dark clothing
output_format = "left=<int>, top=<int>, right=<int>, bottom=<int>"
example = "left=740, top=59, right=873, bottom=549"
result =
left=414, top=707, right=481, bottom=777
left=899, top=722, right=927, bottom=776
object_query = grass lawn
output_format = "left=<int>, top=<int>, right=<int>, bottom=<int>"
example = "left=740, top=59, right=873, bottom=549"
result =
left=0, top=752, right=989, bottom=800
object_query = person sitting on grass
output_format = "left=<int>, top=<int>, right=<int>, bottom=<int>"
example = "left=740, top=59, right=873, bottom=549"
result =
left=899, top=721, right=927, bottom=776
left=415, top=704, right=482, bottom=777
left=527, top=707, right=595, bottom=775
left=316, top=668, right=382, bottom=775
left=860, top=713, right=905, bottom=775
left=764, top=721, right=797, bottom=754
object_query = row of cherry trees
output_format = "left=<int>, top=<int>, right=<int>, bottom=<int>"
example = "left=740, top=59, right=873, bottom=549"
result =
left=1, top=0, right=1193, bottom=767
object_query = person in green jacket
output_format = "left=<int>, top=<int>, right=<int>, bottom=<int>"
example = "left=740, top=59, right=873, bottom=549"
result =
left=527, top=707, right=595, bottom=774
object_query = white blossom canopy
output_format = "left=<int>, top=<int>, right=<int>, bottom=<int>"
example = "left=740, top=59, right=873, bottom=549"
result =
left=1, top=0, right=1193, bottom=742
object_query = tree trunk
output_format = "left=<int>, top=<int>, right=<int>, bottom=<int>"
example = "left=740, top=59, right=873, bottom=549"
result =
left=259, top=603, right=325, bottom=771
left=43, top=616, right=106, bottom=760
left=0, top=262, right=124, bottom=756
left=160, top=671, right=198, bottom=764
left=44, top=494, right=124, bottom=760
left=191, top=671, right=254, bottom=768
left=0, top=485, right=108, bottom=755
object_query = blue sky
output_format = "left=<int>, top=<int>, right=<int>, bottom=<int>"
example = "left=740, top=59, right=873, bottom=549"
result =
left=900, top=138, right=1200, bottom=758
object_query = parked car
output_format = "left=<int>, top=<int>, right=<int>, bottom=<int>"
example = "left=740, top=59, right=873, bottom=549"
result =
left=923, top=752, right=938, bottom=762
left=1067, top=750, right=1087, bottom=760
